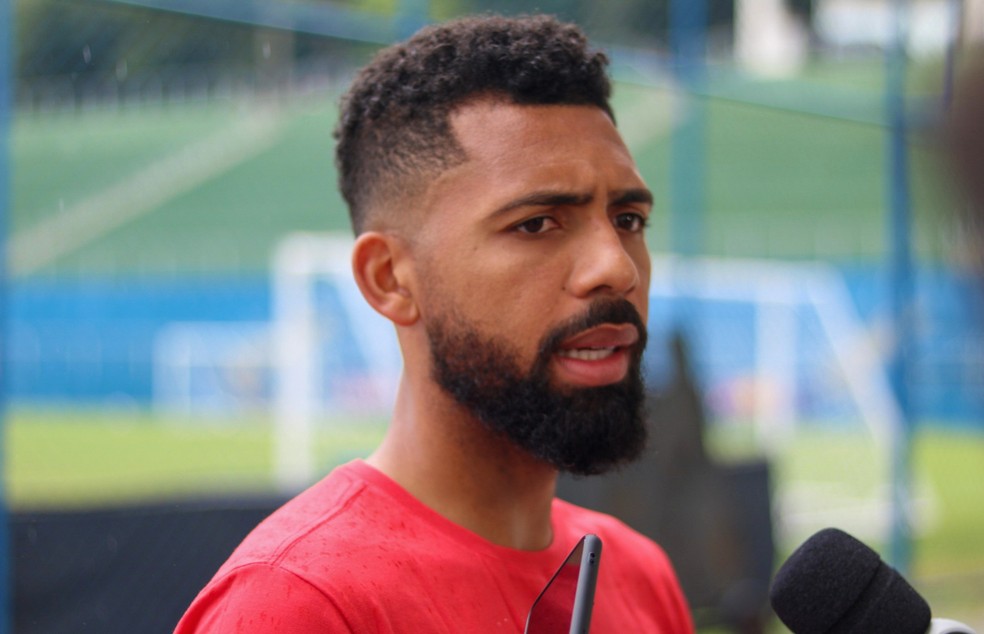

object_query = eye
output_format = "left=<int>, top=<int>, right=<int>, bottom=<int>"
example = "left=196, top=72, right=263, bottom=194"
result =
left=514, top=216, right=559, bottom=234
left=614, top=212, right=648, bottom=233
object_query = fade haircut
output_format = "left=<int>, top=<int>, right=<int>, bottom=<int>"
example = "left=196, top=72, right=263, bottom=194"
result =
left=334, top=14, right=614, bottom=234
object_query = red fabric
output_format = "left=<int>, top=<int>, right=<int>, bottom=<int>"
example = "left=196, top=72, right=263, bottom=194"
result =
left=176, top=461, right=694, bottom=633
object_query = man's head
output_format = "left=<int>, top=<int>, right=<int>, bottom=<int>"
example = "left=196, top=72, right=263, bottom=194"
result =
left=943, top=57, right=984, bottom=266
left=340, top=15, right=652, bottom=475
left=335, top=14, right=613, bottom=234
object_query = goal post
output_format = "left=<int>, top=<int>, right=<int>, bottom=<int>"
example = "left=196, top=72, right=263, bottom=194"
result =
left=271, top=232, right=400, bottom=492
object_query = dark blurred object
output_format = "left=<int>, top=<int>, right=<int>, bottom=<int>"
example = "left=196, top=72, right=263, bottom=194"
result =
left=942, top=51, right=984, bottom=267
left=770, top=528, right=932, bottom=634
left=13, top=498, right=283, bottom=634
left=558, top=331, right=775, bottom=633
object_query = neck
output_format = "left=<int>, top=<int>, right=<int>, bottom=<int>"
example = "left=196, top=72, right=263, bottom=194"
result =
left=367, top=375, right=558, bottom=551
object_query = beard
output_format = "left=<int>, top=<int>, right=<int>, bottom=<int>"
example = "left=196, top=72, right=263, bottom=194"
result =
left=426, top=298, right=648, bottom=476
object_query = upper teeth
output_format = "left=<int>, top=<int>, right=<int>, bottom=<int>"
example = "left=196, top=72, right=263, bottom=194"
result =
left=559, top=347, right=616, bottom=361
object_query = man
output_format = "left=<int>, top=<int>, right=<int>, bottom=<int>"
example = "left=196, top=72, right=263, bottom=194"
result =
left=176, top=14, right=693, bottom=633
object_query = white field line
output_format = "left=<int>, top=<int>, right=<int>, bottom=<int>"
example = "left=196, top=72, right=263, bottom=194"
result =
left=622, top=84, right=678, bottom=154
left=11, top=109, right=285, bottom=276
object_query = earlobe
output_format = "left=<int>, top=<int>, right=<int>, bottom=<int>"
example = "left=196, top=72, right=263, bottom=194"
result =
left=351, top=232, right=419, bottom=326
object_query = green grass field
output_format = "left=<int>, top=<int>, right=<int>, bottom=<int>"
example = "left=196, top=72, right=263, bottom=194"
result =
left=12, top=60, right=956, bottom=277
left=5, top=407, right=386, bottom=508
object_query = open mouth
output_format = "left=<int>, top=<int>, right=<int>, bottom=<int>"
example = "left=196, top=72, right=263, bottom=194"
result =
left=556, top=347, right=622, bottom=362
left=552, top=323, right=639, bottom=386
left=556, top=323, right=639, bottom=357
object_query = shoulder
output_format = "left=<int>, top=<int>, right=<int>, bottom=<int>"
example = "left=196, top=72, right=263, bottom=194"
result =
left=215, top=463, right=372, bottom=574
left=177, top=462, right=410, bottom=632
left=179, top=460, right=486, bottom=633
left=174, top=562, right=356, bottom=633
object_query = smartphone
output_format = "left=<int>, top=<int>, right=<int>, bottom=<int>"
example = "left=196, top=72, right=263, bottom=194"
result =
left=524, top=534, right=602, bottom=634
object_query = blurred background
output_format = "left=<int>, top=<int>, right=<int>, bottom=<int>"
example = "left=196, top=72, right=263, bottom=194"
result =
left=2, top=0, right=983, bottom=632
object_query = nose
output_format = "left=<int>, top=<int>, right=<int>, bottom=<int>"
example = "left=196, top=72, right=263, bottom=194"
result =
left=566, top=218, right=642, bottom=298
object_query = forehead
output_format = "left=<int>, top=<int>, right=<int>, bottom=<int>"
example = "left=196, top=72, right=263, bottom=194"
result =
left=417, top=100, right=646, bottom=220
left=454, top=98, right=614, bottom=147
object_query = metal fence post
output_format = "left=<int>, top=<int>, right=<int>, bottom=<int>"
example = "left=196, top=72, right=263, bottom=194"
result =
left=0, top=0, right=13, bottom=628
left=885, top=0, right=915, bottom=573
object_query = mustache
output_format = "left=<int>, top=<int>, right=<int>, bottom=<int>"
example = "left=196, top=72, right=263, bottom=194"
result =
left=535, top=298, right=648, bottom=362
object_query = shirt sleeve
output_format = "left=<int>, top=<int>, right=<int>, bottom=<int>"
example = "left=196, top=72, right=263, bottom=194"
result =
left=174, top=563, right=355, bottom=634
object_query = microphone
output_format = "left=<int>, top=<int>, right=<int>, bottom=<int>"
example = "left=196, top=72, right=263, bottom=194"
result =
left=769, top=527, right=977, bottom=634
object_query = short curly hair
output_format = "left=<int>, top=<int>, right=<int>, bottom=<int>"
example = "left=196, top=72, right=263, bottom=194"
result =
left=334, top=14, right=614, bottom=234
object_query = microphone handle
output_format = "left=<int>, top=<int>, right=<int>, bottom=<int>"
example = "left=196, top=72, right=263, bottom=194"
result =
left=928, top=618, right=979, bottom=634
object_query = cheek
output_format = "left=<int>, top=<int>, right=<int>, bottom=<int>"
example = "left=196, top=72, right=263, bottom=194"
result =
left=415, top=259, right=539, bottom=335
left=630, top=246, right=652, bottom=319
left=469, top=251, right=567, bottom=311
left=473, top=281, right=557, bottom=335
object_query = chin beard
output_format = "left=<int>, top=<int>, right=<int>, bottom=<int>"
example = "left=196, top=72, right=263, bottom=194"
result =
left=426, top=298, right=648, bottom=476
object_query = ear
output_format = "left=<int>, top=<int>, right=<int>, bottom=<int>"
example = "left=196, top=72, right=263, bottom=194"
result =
left=351, top=231, right=419, bottom=327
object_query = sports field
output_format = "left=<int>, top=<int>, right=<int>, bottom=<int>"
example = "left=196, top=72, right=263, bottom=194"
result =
left=9, top=58, right=980, bottom=631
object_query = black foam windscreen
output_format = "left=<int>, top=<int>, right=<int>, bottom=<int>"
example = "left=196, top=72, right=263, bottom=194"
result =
left=769, top=528, right=931, bottom=634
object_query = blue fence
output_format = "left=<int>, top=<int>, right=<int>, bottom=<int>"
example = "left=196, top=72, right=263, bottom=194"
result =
left=9, top=277, right=269, bottom=404
left=8, top=265, right=984, bottom=426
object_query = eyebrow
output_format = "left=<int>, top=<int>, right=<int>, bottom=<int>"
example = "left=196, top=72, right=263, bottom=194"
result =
left=611, top=188, right=654, bottom=207
left=492, top=191, right=594, bottom=216
left=492, top=187, right=653, bottom=217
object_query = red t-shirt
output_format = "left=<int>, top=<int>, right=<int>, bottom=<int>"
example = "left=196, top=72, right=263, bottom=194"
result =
left=176, top=460, right=694, bottom=633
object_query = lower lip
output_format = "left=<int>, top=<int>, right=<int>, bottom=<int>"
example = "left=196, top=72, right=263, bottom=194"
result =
left=552, top=347, right=632, bottom=387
